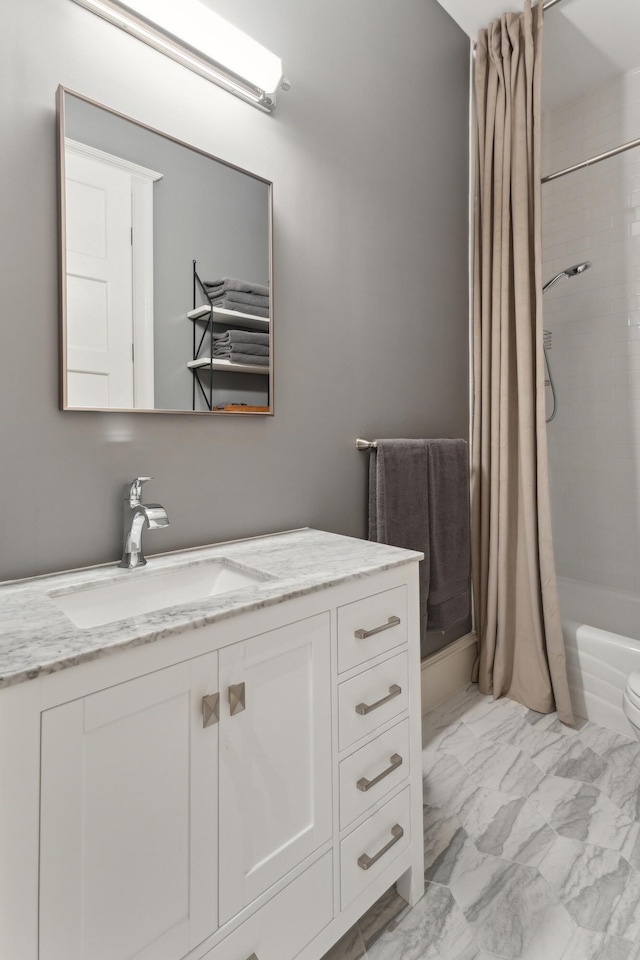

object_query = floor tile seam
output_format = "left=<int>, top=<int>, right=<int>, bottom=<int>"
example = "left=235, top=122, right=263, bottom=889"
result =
left=462, top=782, right=564, bottom=846
left=442, top=866, right=577, bottom=960
left=560, top=774, right=640, bottom=833
left=621, top=851, right=640, bottom=875
left=589, top=776, right=640, bottom=823
left=586, top=917, right=640, bottom=948
left=432, top=881, right=490, bottom=959
left=469, top=947, right=515, bottom=960
left=559, top=871, right=634, bottom=937
left=527, top=773, right=640, bottom=852
left=463, top=777, right=540, bottom=805
left=519, top=791, right=563, bottom=840
left=542, top=851, right=640, bottom=945
left=443, top=739, right=549, bottom=803
left=422, top=875, right=453, bottom=890
left=451, top=828, right=556, bottom=874
left=451, top=850, right=587, bottom=936
left=424, top=834, right=555, bottom=893
left=538, top=826, right=640, bottom=893
left=416, top=878, right=485, bottom=958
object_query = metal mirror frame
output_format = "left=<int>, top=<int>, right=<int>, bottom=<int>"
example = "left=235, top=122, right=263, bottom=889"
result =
left=57, top=85, right=274, bottom=416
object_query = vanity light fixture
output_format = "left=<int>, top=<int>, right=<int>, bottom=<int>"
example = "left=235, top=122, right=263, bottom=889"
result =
left=71, top=0, right=289, bottom=112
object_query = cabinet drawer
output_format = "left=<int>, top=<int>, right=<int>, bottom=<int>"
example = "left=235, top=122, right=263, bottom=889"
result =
left=340, top=788, right=411, bottom=910
left=338, top=652, right=409, bottom=750
left=337, top=586, right=407, bottom=673
left=206, top=852, right=333, bottom=960
left=339, top=719, right=410, bottom=830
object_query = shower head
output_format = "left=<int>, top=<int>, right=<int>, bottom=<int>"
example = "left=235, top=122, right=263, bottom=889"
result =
left=565, top=262, right=591, bottom=277
left=542, top=261, right=592, bottom=293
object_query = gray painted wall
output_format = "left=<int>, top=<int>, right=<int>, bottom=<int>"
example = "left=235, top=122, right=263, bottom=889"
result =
left=0, top=0, right=470, bottom=581
left=65, top=94, right=270, bottom=411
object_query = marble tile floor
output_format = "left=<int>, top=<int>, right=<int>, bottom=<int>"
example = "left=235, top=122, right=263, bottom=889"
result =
left=324, top=683, right=640, bottom=960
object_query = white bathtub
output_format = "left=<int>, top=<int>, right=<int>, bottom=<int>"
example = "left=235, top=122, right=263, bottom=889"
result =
left=558, top=576, right=640, bottom=736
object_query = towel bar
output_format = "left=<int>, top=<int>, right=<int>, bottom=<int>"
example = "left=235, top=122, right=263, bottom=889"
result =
left=356, top=438, right=377, bottom=450
left=356, top=437, right=467, bottom=450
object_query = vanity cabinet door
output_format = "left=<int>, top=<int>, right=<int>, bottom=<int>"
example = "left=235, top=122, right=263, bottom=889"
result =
left=39, top=654, right=219, bottom=960
left=218, top=612, right=333, bottom=924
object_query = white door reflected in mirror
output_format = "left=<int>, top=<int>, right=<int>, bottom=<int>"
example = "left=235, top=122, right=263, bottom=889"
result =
left=65, top=141, right=160, bottom=409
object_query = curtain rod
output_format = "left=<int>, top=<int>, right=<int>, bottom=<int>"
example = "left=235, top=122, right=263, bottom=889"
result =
left=541, top=136, right=640, bottom=183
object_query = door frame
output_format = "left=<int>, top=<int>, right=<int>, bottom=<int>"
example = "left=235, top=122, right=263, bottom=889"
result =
left=64, top=138, right=163, bottom=409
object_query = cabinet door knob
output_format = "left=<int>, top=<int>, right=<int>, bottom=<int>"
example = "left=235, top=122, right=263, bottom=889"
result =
left=354, top=615, right=401, bottom=639
left=229, top=682, right=246, bottom=716
left=202, top=693, right=220, bottom=728
left=357, top=824, right=404, bottom=871
left=357, top=753, right=403, bottom=792
left=355, top=684, right=402, bottom=716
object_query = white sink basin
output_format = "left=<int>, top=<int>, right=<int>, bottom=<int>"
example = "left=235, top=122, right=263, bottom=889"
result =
left=48, top=559, right=272, bottom=629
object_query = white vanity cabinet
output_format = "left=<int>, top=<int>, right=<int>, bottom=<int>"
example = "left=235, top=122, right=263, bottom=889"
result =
left=0, top=534, right=424, bottom=960
left=38, top=614, right=332, bottom=960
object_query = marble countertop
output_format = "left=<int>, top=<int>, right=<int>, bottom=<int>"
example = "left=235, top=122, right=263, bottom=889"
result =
left=0, top=528, right=422, bottom=689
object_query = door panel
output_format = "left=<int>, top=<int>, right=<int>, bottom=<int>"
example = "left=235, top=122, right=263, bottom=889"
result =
left=65, top=149, right=134, bottom=408
left=218, top=613, right=332, bottom=924
left=39, top=654, right=218, bottom=960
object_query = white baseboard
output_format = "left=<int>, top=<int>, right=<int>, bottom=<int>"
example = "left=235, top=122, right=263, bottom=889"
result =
left=420, top=632, right=477, bottom=715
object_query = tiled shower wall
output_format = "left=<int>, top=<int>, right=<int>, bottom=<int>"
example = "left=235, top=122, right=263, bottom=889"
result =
left=542, top=66, right=640, bottom=593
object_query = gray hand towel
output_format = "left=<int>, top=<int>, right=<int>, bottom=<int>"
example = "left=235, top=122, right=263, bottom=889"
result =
left=208, top=290, right=270, bottom=309
left=207, top=298, right=270, bottom=318
left=211, top=330, right=270, bottom=346
left=204, top=278, right=270, bottom=298
left=213, top=343, right=270, bottom=357
left=227, top=353, right=269, bottom=366
left=369, top=438, right=470, bottom=645
left=424, top=440, right=470, bottom=631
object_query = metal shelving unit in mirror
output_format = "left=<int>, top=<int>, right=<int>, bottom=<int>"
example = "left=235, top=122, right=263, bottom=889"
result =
left=188, top=262, right=270, bottom=412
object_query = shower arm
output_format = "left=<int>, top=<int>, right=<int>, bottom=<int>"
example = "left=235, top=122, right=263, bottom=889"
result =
left=542, top=272, right=567, bottom=294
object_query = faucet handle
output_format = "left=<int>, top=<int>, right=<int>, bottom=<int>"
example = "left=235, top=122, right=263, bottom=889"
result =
left=126, top=477, right=153, bottom=505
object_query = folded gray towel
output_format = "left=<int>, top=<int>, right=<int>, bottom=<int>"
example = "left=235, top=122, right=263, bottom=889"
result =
left=368, top=438, right=470, bottom=646
left=213, top=343, right=270, bottom=357
left=227, top=353, right=269, bottom=366
left=208, top=298, right=270, bottom=318
left=211, top=330, right=270, bottom=346
left=208, top=290, right=270, bottom=309
left=204, top=278, right=269, bottom=298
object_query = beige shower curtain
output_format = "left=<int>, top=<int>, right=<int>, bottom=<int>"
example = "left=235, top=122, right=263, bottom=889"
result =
left=471, top=0, right=574, bottom=723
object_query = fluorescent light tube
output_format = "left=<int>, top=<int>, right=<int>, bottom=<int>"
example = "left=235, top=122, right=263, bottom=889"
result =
left=71, top=0, right=286, bottom=110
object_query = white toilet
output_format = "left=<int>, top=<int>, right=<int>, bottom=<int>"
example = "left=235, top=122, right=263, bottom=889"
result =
left=622, top=673, right=640, bottom=737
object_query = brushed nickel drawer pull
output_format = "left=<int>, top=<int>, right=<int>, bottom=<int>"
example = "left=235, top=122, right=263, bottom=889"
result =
left=357, top=824, right=404, bottom=870
left=229, top=682, right=246, bottom=716
left=202, top=693, right=220, bottom=728
left=354, top=615, right=401, bottom=640
left=355, top=684, right=401, bottom=716
left=357, top=753, right=403, bottom=792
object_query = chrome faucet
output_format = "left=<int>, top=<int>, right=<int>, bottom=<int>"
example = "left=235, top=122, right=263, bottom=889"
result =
left=119, top=477, right=169, bottom=569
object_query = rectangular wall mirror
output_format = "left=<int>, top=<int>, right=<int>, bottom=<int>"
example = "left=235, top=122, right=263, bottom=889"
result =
left=58, top=87, right=273, bottom=415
